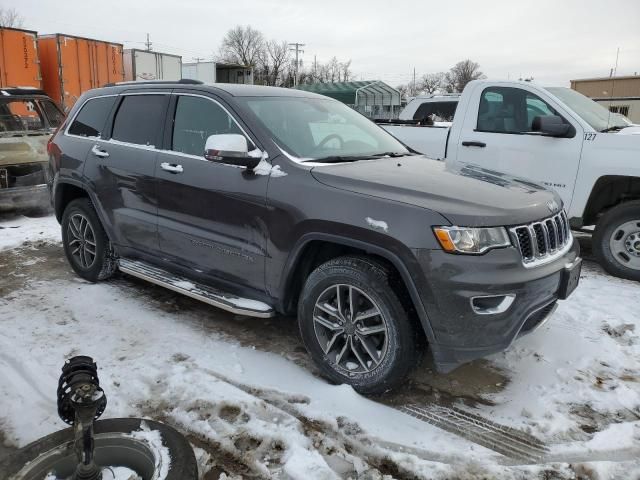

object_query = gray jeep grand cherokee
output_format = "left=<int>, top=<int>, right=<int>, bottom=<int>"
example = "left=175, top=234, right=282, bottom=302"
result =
left=49, top=80, right=581, bottom=393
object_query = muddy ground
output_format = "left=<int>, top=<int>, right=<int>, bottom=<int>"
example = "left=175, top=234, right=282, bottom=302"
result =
left=0, top=230, right=596, bottom=462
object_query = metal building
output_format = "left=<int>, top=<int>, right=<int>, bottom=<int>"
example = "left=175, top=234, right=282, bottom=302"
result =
left=571, top=75, right=640, bottom=123
left=295, top=81, right=402, bottom=119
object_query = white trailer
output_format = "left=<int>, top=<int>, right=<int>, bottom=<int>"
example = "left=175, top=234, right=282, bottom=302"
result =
left=182, top=61, right=253, bottom=85
left=124, top=49, right=182, bottom=82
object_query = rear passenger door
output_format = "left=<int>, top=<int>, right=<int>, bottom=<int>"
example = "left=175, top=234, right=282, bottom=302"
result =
left=83, top=92, right=169, bottom=255
left=155, top=92, right=269, bottom=293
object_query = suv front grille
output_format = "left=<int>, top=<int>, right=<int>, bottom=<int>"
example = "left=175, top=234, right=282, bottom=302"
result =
left=510, top=211, right=572, bottom=267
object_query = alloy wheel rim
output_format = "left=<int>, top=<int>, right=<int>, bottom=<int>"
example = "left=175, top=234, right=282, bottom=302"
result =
left=68, top=213, right=97, bottom=269
left=312, top=284, right=389, bottom=375
left=609, top=220, right=640, bottom=270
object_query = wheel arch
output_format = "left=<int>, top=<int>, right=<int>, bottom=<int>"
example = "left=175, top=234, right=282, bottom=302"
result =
left=278, top=233, right=437, bottom=345
left=583, top=175, right=640, bottom=226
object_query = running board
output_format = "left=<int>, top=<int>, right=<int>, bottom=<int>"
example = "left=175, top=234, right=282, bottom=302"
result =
left=118, top=258, right=275, bottom=318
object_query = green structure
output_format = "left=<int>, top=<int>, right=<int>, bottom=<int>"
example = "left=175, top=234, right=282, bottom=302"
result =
left=295, top=81, right=401, bottom=119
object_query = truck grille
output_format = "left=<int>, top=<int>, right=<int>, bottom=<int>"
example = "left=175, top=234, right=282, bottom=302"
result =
left=510, top=211, right=572, bottom=267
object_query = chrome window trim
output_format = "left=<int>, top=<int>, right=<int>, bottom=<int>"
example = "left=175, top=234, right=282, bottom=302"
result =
left=63, top=90, right=266, bottom=161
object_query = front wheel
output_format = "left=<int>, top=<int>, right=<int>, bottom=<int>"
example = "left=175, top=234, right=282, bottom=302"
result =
left=298, top=256, right=419, bottom=395
left=0, top=418, right=198, bottom=480
left=593, top=200, right=640, bottom=281
left=61, top=198, right=116, bottom=282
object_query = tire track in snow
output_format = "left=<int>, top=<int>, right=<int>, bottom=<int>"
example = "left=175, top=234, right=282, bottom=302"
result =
left=400, top=404, right=548, bottom=463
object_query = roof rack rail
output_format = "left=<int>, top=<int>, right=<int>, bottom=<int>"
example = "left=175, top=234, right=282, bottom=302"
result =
left=104, top=79, right=204, bottom=87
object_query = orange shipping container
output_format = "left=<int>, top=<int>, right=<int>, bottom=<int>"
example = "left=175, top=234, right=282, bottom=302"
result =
left=0, top=27, right=42, bottom=88
left=39, top=34, right=124, bottom=110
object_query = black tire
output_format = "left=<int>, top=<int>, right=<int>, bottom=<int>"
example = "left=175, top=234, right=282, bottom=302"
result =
left=0, top=418, right=198, bottom=480
left=61, top=198, right=116, bottom=282
left=593, top=200, right=640, bottom=281
left=298, top=255, right=419, bottom=395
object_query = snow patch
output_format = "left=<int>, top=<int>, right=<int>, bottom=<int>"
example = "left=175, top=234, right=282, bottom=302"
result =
left=365, top=217, right=388, bottom=233
left=253, top=160, right=287, bottom=177
left=171, top=280, right=195, bottom=291
left=0, top=215, right=60, bottom=251
left=129, top=422, right=171, bottom=480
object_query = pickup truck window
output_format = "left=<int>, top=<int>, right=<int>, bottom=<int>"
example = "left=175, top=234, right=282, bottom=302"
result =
left=477, top=87, right=562, bottom=134
left=0, top=99, right=44, bottom=132
left=172, top=95, right=247, bottom=156
left=242, top=97, right=408, bottom=160
left=112, top=95, right=166, bottom=147
left=545, top=87, right=630, bottom=132
left=413, top=101, right=458, bottom=121
left=68, top=96, right=116, bottom=138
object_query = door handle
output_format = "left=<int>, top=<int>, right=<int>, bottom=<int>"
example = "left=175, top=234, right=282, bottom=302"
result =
left=160, top=162, right=184, bottom=174
left=461, top=141, right=486, bottom=148
left=91, top=144, right=109, bottom=158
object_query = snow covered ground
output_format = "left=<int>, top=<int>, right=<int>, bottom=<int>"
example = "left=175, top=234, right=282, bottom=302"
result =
left=0, top=214, right=639, bottom=479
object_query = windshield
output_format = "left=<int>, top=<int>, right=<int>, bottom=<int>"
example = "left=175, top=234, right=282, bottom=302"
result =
left=241, top=96, right=409, bottom=160
left=0, top=99, right=46, bottom=133
left=545, top=87, right=631, bottom=132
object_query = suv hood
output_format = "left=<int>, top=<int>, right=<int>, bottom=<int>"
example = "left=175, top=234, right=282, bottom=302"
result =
left=311, top=156, right=561, bottom=227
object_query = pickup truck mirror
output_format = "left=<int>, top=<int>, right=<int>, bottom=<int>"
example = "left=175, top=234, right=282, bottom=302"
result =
left=532, top=115, right=573, bottom=138
left=204, top=134, right=261, bottom=169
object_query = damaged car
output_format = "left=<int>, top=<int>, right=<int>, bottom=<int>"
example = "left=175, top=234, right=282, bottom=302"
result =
left=0, top=87, right=65, bottom=212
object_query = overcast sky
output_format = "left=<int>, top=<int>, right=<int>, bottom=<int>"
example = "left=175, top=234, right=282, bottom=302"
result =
left=15, top=0, right=640, bottom=87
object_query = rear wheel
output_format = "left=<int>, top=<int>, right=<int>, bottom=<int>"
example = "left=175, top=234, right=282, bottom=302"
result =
left=298, top=256, right=419, bottom=394
left=593, top=200, right=640, bottom=281
left=61, top=198, right=116, bottom=282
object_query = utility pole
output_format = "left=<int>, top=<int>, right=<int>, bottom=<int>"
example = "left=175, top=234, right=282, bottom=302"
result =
left=412, top=67, right=416, bottom=96
left=193, top=57, right=205, bottom=63
left=289, top=42, right=305, bottom=86
left=145, top=33, right=152, bottom=51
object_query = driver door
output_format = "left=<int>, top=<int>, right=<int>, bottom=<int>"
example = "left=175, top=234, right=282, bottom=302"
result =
left=155, top=92, right=269, bottom=292
left=455, top=85, right=583, bottom=208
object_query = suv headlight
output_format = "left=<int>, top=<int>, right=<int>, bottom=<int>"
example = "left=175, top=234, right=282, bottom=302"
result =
left=433, top=226, right=512, bottom=254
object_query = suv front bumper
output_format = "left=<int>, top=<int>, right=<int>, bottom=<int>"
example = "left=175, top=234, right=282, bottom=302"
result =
left=412, top=239, right=581, bottom=373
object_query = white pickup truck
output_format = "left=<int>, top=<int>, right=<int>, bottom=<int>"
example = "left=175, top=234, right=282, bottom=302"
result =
left=380, top=80, right=640, bottom=281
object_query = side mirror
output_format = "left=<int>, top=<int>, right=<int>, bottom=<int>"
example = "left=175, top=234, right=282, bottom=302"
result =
left=532, top=115, right=573, bottom=137
left=204, top=134, right=261, bottom=169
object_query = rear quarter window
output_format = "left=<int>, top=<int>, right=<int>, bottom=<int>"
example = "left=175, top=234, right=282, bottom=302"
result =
left=68, top=96, right=116, bottom=138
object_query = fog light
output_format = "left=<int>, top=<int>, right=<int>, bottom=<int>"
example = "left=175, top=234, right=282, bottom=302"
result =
left=470, top=294, right=515, bottom=315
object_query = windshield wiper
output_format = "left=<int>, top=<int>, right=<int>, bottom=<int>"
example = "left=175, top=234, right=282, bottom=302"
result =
left=305, top=155, right=377, bottom=163
left=600, top=125, right=626, bottom=133
left=369, top=151, right=414, bottom=158
left=306, top=152, right=414, bottom=163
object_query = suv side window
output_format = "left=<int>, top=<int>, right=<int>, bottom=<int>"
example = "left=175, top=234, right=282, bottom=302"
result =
left=172, top=95, right=247, bottom=156
left=68, top=96, right=115, bottom=138
left=112, top=95, right=167, bottom=146
left=39, top=99, right=65, bottom=128
left=477, top=87, right=561, bottom=134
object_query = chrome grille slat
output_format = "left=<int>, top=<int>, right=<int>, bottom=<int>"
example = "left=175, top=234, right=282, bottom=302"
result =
left=509, top=211, right=572, bottom=268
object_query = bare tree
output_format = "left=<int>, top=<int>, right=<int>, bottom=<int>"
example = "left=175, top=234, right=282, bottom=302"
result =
left=340, top=60, right=353, bottom=82
left=418, top=72, right=445, bottom=94
left=0, top=7, right=24, bottom=28
left=395, top=84, right=410, bottom=102
left=264, top=39, right=290, bottom=86
left=447, top=59, right=485, bottom=92
left=218, top=25, right=264, bottom=67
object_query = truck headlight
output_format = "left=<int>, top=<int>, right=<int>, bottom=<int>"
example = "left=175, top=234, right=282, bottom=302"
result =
left=433, top=226, right=512, bottom=254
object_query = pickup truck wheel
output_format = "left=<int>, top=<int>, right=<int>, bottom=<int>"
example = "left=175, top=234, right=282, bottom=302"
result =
left=61, top=198, right=116, bottom=282
left=298, top=256, right=417, bottom=394
left=593, top=200, right=640, bottom=281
